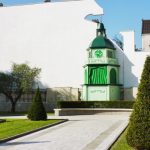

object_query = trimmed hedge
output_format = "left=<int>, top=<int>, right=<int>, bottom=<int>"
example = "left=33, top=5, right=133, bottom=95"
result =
left=28, top=88, right=47, bottom=121
left=57, top=100, right=134, bottom=109
left=126, top=56, right=150, bottom=150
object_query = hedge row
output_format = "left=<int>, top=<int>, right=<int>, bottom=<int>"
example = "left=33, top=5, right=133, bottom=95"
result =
left=57, top=100, right=135, bottom=109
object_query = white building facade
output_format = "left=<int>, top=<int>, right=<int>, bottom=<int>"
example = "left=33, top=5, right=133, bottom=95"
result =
left=0, top=0, right=103, bottom=88
left=0, top=0, right=150, bottom=111
left=115, top=31, right=150, bottom=100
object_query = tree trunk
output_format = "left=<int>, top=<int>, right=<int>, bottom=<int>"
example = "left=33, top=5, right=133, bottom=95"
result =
left=3, top=90, right=23, bottom=113
left=11, top=101, right=16, bottom=113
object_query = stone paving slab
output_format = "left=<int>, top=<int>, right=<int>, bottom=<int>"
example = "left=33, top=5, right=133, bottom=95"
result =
left=0, top=112, right=131, bottom=150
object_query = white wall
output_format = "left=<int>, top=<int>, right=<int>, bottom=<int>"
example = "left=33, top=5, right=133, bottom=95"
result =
left=142, top=34, right=150, bottom=51
left=110, top=39, right=124, bottom=85
left=0, top=0, right=103, bottom=88
left=120, top=31, right=150, bottom=88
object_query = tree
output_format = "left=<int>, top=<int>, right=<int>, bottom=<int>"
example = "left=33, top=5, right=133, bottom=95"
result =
left=0, top=63, right=41, bottom=112
left=27, top=87, right=47, bottom=121
left=126, top=56, right=150, bottom=150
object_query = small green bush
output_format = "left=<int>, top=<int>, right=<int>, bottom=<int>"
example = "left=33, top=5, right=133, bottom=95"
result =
left=126, top=56, right=150, bottom=150
left=0, top=119, right=6, bottom=123
left=28, top=88, right=47, bottom=121
left=57, top=100, right=134, bottom=109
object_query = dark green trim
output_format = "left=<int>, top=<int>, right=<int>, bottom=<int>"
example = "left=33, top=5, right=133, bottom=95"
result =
left=83, top=64, right=120, bottom=68
left=89, top=36, right=116, bottom=50
left=110, top=68, right=117, bottom=84
left=89, top=46, right=116, bottom=50
left=82, top=84, right=123, bottom=86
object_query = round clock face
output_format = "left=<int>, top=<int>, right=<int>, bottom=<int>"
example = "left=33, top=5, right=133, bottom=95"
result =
left=95, top=50, right=103, bottom=58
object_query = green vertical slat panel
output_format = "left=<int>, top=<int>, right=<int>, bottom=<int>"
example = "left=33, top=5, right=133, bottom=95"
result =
left=94, top=69, right=96, bottom=84
left=99, top=67, right=107, bottom=84
left=100, top=68, right=103, bottom=84
left=84, top=69, right=87, bottom=84
left=89, top=66, right=107, bottom=84
left=91, top=68, right=94, bottom=84
left=101, top=69, right=105, bottom=84
left=97, top=68, right=100, bottom=84
left=98, top=68, right=101, bottom=84
left=105, top=67, right=107, bottom=83
left=95, top=69, right=98, bottom=84
left=92, top=70, right=95, bottom=84
left=84, top=69, right=86, bottom=84
left=101, top=68, right=105, bottom=84
left=103, top=67, right=107, bottom=84
left=99, top=68, right=102, bottom=84
left=87, top=68, right=89, bottom=84
left=100, top=68, right=102, bottom=84
left=89, top=68, right=92, bottom=84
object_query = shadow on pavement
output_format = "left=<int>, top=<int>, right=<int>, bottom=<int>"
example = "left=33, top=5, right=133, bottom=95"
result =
left=0, top=141, right=51, bottom=146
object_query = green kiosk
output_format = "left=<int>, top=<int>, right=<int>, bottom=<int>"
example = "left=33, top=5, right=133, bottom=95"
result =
left=83, top=22, right=121, bottom=101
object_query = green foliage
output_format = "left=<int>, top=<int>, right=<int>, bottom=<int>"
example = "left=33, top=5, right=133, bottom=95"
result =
left=57, top=101, right=134, bottom=109
left=0, top=63, right=41, bottom=112
left=12, top=63, right=41, bottom=92
left=0, top=73, right=14, bottom=92
left=126, top=56, right=150, bottom=150
left=28, top=88, right=47, bottom=121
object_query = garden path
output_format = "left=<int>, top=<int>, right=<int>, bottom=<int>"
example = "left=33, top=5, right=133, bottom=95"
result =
left=0, top=112, right=130, bottom=150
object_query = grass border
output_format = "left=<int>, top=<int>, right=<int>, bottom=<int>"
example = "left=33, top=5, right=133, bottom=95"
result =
left=108, top=125, right=128, bottom=150
left=0, top=119, right=68, bottom=143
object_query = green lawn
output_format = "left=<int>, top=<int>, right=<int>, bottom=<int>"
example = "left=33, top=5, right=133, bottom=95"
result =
left=110, top=129, right=134, bottom=150
left=0, top=119, right=61, bottom=140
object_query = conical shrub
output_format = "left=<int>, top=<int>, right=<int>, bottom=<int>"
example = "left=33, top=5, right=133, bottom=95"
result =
left=126, top=56, right=150, bottom=150
left=28, top=88, right=47, bottom=121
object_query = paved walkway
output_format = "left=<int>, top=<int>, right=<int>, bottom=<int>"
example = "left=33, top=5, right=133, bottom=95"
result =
left=0, top=112, right=130, bottom=150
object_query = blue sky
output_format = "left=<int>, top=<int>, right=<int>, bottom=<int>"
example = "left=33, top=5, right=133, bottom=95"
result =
left=97, top=0, right=150, bottom=49
left=1, top=0, right=150, bottom=48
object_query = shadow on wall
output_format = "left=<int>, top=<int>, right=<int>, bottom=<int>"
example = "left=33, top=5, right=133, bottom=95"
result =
left=112, top=39, right=138, bottom=100
left=46, top=87, right=81, bottom=110
left=123, top=53, right=138, bottom=87
left=0, top=80, right=81, bottom=112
